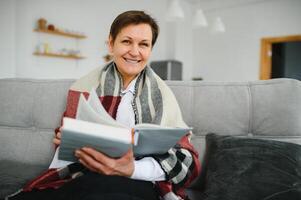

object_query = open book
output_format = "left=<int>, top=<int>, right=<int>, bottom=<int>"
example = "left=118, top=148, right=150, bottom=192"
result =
left=58, top=88, right=191, bottom=162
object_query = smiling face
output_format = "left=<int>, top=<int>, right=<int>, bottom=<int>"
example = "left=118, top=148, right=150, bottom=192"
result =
left=108, top=23, right=153, bottom=88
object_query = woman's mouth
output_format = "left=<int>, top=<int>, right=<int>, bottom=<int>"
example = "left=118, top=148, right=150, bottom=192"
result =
left=124, top=58, right=141, bottom=64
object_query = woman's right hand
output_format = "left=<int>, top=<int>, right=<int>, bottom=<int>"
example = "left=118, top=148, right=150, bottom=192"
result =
left=53, top=131, right=61, bottom=145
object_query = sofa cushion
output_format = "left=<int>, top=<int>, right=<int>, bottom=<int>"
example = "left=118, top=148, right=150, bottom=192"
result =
left=251, top=79, right=301, bottom=136
left=192, top=83, right=250, bottom=136
left=0, top=79, right=74, bottom=129
left=0, top=160, right=48, bottom=198
left=0, top=80, right=36, bottom=128
left=167, top=79, right=301, bottom=137
left=200, top=133, right=301, bottom=200
left=0, top=128, right=55, bottom=165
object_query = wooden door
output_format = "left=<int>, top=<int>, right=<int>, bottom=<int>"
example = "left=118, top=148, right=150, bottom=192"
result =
left=260, top=35, right=301, bottom=80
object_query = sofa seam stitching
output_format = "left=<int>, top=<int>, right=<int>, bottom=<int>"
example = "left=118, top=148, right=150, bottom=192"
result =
left=191, top=83, right=195, bottom=130
left=247, top=82, right=253, bottom=135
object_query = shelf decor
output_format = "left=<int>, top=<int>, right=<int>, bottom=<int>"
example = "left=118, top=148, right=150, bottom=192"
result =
left=33, top=18, right=87, bottom=60
left=33, top=52, right=85, bottom=60
left=34, top=28, right=86, bottom=39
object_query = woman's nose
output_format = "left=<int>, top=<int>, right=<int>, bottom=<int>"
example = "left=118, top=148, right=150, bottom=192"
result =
left=129, top=44, right=139, bottom=56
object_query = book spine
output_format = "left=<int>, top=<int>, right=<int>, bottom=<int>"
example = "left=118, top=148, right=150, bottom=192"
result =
left=131, top=128, right=134, bottom=144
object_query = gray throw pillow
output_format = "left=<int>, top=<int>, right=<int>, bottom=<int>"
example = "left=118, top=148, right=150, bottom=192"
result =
left=200, top=133, right=301, bottom=200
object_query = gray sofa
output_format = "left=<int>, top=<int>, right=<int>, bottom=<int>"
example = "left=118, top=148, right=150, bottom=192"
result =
left=0, top=78, right=300, bottom=199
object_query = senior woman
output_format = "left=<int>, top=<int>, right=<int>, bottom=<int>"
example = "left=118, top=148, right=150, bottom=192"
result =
left=6, top=10, right=200, bottom=200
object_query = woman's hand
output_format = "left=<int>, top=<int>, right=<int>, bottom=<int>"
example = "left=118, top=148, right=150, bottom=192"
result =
left=53, top=131, right=61, bottom=145
left=75, top=147, right=134, bottom=177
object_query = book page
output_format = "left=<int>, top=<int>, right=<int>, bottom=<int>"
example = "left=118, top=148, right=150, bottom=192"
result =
left=134, top=123, right=169, bottom=129
left=76, top=93, right=125, bottom=128
left=63, top=118, right=130, bottom=142
left=87, top=88, right=122, bottom=125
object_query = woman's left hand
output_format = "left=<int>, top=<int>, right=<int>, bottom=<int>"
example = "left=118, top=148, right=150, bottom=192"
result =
left=75, top=147, right=134, bottom=177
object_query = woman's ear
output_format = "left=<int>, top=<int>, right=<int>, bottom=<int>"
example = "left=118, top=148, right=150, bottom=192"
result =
left=107, top=36, right=114, bottom=53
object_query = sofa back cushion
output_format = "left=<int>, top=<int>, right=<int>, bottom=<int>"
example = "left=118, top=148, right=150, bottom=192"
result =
left=167, top=78, right=301, bottom=163
left=251, top=80, right=301, bottom=136
left=0, top=79, right=74, bottom=165
left=167, top=78, right=301, bottom=137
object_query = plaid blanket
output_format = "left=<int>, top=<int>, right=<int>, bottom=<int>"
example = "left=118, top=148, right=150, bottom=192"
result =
left=21, top=62, right=200, bottom=200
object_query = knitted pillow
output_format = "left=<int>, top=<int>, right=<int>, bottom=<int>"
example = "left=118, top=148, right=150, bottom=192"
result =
left=200, top=133, right=301, bottom=200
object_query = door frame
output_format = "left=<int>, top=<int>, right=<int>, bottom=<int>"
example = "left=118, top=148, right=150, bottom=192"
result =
left=260, top=34, right=301, bottom=80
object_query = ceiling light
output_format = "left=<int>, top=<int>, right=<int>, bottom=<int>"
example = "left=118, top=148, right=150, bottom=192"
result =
left=212, top=17, right=226, bottom=33
left=165, top=0, right=185, bottom=22
left=193, top=8, right=208, bottom=28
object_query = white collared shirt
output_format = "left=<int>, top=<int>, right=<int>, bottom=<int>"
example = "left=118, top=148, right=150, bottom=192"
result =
left=116, top=78, right=165, bottom=181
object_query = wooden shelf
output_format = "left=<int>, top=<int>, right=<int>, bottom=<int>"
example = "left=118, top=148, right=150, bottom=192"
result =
left=34, top=29, right=86, bottom=39
left=33, top=52, right=85, bottom=60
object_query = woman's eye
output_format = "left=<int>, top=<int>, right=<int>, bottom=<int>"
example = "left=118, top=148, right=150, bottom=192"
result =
left=140, top=43, right=150, bottom=47
left=122, top=40, right=130, bottom=45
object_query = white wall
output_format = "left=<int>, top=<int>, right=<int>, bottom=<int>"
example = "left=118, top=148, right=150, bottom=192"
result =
left=1, top=0, right=301, bottom=81
left=164, top=1, right=194, bottom=80
left=192, top=0, right=301, bottom=81
left=0, top=0, right=16, bottom=78
left=0, top=0, right=195, bottom=80
left=12, top=0, right=172, bottom=79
